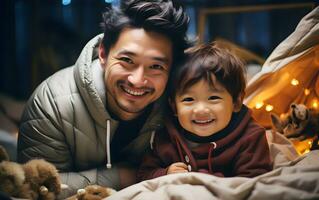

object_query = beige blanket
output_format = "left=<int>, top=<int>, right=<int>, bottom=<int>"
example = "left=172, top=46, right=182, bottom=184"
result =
left=106, top=132, right=319, bottom=200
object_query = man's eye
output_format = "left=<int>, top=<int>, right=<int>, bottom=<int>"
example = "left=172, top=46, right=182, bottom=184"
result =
left=208, top=96, right=221, bottom=100
left=182, top=97, right=194, bottom=102
left=150, top=64, right=165, bottom=71
left=118, top=57, right=133, bottom=64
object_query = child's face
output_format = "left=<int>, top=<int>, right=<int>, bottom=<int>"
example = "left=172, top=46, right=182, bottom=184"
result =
left=174, top=79, right=235, bottom=137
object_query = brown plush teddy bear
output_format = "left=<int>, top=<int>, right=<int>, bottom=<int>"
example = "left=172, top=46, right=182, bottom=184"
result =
left=0, top=145, right=61, bottom=200
left=0, top=146, right=30, bottom=199
left=66, top=184, right=116, bottom=200
left=270, top=103, right=319, bottom=150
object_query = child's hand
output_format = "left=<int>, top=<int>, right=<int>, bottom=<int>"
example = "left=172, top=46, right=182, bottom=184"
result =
left=167, top=162, right=188, bottom=174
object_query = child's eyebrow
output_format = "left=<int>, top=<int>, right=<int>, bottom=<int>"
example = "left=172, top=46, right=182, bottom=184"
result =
left=207, top=86, right=224, bottom=93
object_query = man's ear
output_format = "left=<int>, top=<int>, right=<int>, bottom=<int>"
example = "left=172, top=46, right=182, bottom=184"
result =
left=233, top=93, right=244, bottom=112
left=99, top=43, right=107, bottom=66
left=168, top=98, right=177, bottom=116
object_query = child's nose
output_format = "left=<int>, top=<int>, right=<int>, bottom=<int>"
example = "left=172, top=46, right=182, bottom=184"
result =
left=193, top=103, right=210, bottom=115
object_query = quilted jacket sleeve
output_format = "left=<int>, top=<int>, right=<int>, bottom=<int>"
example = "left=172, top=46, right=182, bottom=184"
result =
left=18, top=81, right=72, bottom=169
left=17, top=81, right=121, bottom=199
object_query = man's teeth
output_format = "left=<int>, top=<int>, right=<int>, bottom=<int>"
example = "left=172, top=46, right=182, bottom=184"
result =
left=123, top=87, right=146, bottom=96
left=194, top=119, right=213, bottom=124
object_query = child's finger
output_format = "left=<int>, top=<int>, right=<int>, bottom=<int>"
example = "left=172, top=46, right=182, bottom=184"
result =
left=170, top=169, right=188, bottom=174
left=172, top=162, right=188, bottom=169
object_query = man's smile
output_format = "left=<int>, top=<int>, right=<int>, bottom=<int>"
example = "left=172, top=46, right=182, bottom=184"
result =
left=120, top=84, right=153, bottom=97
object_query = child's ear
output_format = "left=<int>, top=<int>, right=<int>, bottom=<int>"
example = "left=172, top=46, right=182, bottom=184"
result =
left=168, top=98, right=177, bottom=116
left=233, top=93, right=244, bottom=112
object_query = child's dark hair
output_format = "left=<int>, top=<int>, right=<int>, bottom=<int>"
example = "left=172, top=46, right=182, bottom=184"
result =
left=168, top=42, right=246, bottom=102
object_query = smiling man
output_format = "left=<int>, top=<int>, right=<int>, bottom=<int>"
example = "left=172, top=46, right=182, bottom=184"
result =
left=17, top=0, right=189, bottom=198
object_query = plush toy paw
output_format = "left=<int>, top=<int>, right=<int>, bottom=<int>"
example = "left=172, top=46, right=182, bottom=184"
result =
left=0, top=145, right=62, bottom=200
left=23, top=159, right=61, bottom=200
left=67, top=185, right=116, bottom=200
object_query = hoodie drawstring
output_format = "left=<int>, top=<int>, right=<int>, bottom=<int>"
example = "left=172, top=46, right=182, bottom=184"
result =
left=106, top=120, right=112, bottom=169
left=208, top=142, right=217, bottom=173
left=150, top=131, right=156, bottom=150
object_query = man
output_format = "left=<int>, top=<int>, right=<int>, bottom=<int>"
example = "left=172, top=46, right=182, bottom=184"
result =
left=17, top=0, right=189, bottom=198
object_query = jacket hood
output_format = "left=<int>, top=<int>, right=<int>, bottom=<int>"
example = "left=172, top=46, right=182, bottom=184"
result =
left=73, top=34, right=166, bottom=167
left=73, top=34, right=109, bottom=128
left=73, top=34, right=165, bottom=130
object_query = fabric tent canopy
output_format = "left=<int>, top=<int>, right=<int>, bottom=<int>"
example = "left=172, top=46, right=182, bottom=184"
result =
left=244, top=6, right=319, bottom=129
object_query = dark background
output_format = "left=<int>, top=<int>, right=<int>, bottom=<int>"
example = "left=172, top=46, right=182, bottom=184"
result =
left=0, top=0, right=317, bottom=100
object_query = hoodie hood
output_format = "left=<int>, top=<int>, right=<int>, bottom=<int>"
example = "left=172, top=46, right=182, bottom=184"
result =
left=73, top=34, right=110, bottom=128
left=73, top=34, right=165, bottom=129
left=73, top=34, right=166, bottom=166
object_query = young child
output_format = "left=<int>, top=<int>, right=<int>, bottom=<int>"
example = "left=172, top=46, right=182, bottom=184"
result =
left=138, top=43, right=272, bottom=181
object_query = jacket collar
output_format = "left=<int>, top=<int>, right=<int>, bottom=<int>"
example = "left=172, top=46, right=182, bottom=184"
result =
left=74, top=34, right=111, bottom=128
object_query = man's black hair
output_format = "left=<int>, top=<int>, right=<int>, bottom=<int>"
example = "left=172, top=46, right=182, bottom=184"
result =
left=100, top=0, right=190, bottom=67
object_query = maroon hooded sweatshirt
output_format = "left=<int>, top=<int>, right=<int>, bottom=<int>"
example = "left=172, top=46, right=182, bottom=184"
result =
left=138, top=105, right=272, bottom=181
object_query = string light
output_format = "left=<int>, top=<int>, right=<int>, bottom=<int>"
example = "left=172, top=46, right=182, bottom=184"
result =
left=304, top=149, right=310, bottom=154
left=304, top=88, right=310, bottom=95
left=312, top=99, right=318, bottom=109
left=265, top=104, right=274, bottom=112
left=291, top=78, right=299, bottom=86
left=251, top=69, right=317, bottom=155
left=255, top=102, right=264, bottom=109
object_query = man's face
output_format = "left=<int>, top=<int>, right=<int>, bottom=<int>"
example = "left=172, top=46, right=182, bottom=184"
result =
left=99, top=28, right=173, bottom=120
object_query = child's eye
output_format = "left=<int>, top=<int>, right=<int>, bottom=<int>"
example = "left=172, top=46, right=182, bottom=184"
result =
left=208, top=96, right=221, bottom=100
left=182, top=97, right=194, bottom=102
left=118, top=57, right=134, bottom=64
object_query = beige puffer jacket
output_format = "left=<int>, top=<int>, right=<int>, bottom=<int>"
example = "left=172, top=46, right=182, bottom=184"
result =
left=17, top=34, right=165, bottom=198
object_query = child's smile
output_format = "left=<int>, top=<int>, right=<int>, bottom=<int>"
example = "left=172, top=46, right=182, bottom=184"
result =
left=192, top=119, right=214, bottom=125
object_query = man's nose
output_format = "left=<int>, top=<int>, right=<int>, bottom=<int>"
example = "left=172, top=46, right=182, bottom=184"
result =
left=127, top=66, right=147, bottom=87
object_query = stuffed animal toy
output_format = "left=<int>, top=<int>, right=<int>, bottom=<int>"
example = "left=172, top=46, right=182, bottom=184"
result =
left=23, top=159, right=61, bottom=200
left=0, top=145, right=61, bottom=200
left=0, top=146, right=9, bottom=163
left=66, top=184, right=116, bottom=200
left=0, top=145, right=31, bottom=199
left=270, top=103, right=319, bottom=150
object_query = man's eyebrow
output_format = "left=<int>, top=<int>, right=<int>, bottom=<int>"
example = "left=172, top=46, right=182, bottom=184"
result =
left=117, top=50, right=136, bottom=56
left=152, top=56, right=170, bottom=65
left=117, top=49, right=170, bottom=64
